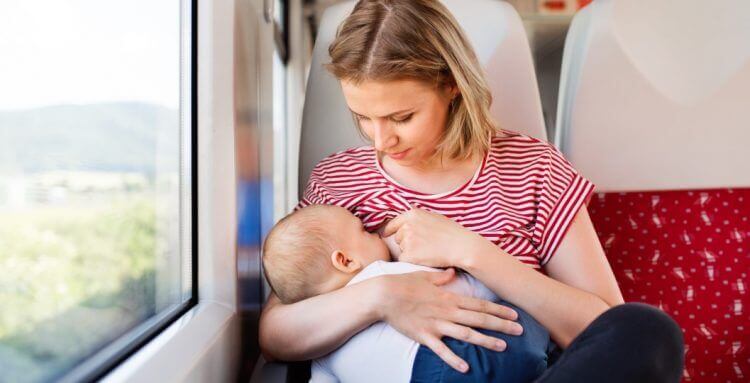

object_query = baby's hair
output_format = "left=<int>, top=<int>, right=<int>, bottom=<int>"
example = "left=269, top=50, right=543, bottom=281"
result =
left=262, top=205, right=340, bottom=304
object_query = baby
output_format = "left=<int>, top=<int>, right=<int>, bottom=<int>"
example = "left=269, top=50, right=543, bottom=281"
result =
left=262, top=204, right=550, bottom=383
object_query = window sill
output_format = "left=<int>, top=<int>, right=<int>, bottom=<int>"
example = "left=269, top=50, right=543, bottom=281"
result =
left=102, top=302, right=239, bottom=382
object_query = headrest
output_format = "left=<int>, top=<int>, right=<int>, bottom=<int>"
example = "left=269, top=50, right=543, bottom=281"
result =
left=556, top=0, right=750, bottom=192
left=299, top=0, right=546, bottom=196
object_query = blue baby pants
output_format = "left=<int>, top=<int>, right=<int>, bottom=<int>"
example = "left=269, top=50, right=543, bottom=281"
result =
left=410, top=299, right=550, bottom=383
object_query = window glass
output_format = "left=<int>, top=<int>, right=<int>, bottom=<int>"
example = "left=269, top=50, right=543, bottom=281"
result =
left=0, top=0, right=191, bottom=381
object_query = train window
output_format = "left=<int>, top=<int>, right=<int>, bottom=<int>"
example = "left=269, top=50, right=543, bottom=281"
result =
left=0, top=0, right=195, bottom=381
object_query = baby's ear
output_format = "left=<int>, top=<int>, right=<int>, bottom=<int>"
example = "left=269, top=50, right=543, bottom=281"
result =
left=330, top=250, right=362, bottom=273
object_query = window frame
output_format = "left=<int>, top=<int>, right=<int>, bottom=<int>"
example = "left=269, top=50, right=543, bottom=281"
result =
left=54, top=0, right=199, bottom=381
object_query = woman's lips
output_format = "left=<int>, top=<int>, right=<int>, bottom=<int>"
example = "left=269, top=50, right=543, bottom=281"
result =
left=387, top=148, right=410, bottom=160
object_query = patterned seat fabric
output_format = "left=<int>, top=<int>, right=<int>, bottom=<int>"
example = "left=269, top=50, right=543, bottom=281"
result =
left=587, top=189, right=749, bottom=382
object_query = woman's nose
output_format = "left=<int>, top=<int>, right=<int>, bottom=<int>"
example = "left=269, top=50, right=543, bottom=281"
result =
left=372, top=123, right=397, bottom=151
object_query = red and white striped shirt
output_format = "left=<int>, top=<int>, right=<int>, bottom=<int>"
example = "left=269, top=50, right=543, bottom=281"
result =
left=298, top=129, right=595, bottom=270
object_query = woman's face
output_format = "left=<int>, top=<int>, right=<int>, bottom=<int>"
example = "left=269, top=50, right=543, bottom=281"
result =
left=340, top=78, right=456, bottom=169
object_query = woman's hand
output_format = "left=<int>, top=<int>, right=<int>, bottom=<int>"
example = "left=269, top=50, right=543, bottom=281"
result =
left=382, top=207, right=493, bottom=268
left=375, top=268, right=524, bottom=373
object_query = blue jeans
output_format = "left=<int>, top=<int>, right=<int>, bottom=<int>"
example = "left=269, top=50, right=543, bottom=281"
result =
left=410, top=300, right=550, bottom=383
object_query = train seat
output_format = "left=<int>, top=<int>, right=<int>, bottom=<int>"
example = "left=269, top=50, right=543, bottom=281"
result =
left=299, top=0, right=547, bottom=196
left=555, top=0, right=750, bottom=381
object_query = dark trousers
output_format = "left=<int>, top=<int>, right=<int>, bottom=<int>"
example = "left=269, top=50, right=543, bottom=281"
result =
left=410, top=302, right=684, bottom=383
left=536, top=302, right=684, bottom=383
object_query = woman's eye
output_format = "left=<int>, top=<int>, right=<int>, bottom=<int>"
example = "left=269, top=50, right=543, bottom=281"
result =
left=354, top=114, right=369, bottom=121
left=392, top=114, right=413, bottom=124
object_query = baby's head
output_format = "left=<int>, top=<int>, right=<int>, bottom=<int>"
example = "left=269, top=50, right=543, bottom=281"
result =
left=262, top=204, right=390, bottom=304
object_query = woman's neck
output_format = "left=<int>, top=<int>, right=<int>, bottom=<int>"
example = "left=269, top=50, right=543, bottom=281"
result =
left=380, top=151, right=483, bottom=195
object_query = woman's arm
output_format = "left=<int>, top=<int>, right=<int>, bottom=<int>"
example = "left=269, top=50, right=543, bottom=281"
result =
left=461, top=206, right=624, bottom=349
left=544, top=207, right=625, bottom=307
left=259, top=279, right=381, bottom=362
left=259, top=267, right=521, bottom=372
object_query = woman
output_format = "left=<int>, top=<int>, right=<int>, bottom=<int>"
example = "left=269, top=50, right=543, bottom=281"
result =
left=259, top=1, right=685, bottom=381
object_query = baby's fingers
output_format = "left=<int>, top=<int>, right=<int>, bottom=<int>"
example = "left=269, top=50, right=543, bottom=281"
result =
left=436, top=321, right=507, bottom=352
left=422, top=335, right=469, bottom=374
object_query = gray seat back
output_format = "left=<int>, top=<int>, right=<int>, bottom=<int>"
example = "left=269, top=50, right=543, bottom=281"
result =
left=555, top=0, right=750, bottom=191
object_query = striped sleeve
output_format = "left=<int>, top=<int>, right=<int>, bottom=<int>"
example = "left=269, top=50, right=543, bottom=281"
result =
left=534, top=146, right=595, bottom=266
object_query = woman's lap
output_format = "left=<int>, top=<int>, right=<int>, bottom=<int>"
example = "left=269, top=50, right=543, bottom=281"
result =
left=410, top=302, right=685, bottom=383
left=535, top=302, right=685, bottom=383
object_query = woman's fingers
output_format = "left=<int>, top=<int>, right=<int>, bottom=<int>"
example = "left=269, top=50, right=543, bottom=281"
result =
left=436, top=321, right=507, bottom=352
left=382, top=214, right=407, bottom=237
left=425, top=268, right=456, bottom=286
left=457, top=296, right=519, bottom=321
left=422, top=335, right=470, bottom=373
left=394, top=228, right=405, bottom=246
left=449, top=308, right=524, bottom=336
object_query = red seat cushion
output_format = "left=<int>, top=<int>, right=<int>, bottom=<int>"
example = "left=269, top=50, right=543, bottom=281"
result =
left=587, top=188, right=749, bottom=382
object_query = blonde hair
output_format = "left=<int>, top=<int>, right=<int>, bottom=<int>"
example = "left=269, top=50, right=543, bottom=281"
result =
left=325, top=0, right=498, bottom=160
left=262, top=205, right=339, bottom=304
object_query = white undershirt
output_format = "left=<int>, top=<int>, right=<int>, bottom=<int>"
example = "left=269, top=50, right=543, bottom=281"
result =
left=309, top=260, right=500, bottom=383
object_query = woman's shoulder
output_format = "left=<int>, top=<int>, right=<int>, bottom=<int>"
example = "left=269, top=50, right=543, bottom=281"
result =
left=489, top=128, right=591, bottom=190
left=490, top=128, right=559, bottom=159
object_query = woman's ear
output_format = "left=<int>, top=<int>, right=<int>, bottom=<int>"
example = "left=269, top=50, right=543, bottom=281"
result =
left=330, top=250, right=363, bottom=273
left=442, top=78, right=459, bottom=99
left=451, top=85, right=460, bottom=99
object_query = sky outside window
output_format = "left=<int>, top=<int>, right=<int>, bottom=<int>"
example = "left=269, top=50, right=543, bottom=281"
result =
left=0, top=0, right=179, bottom=110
